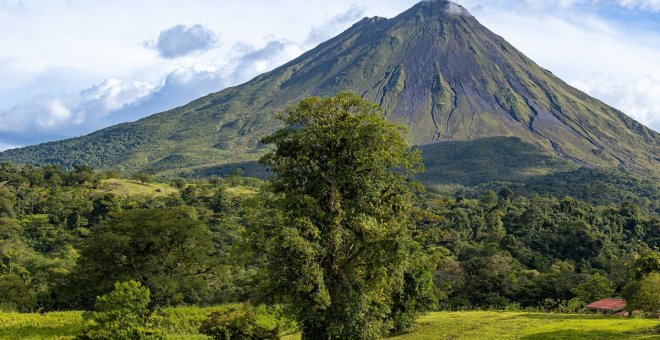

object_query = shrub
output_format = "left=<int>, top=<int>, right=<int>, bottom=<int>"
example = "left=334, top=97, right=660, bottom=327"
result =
left=572, top=273, right=613, bottom=303
left=624, top=272, right=660, bottom=318
left=0, top=273, right=36, bottom=312
left=199, top=305, right=279, bottom=340
left=539, top=298, right=584, bottom=314
left=79, top=281, right=161, bottom=339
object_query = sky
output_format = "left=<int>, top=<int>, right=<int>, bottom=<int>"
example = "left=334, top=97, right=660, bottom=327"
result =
left=0, top=0, right=659, bottom=151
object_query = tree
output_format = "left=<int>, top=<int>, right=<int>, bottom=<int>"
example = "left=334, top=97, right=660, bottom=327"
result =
left=0, top=273, right=36, bottom=312
left=460, top=254, right=528, bottom=307
left=253, top=92, right=423, bottom=339
left=69, top=165, right=97, bottom=186
left=80, top=280, right=158, bottom=339
left=70, top=208, right=218, bottom=308
left=632, top=251, right=660, bottom=279
left=133, top=167, right=157, bottom=184
left=199, top=305, right=279, bottom=340
left=624, top=272, right=660, bottom=317
left=389, top=251, right=437, bottom=333
left=572, top=273, right=614, bottom=303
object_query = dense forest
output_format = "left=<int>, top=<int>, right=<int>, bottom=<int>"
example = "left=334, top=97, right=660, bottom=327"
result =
left=1, top=161, right=658, bottom=313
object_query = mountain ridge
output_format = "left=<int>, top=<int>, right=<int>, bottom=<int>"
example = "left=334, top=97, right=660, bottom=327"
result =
left=1, top=0, right=657, bottom=178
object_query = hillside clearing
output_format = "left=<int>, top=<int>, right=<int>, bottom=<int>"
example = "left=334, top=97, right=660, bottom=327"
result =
left=96, top=178, right=178, bottom=197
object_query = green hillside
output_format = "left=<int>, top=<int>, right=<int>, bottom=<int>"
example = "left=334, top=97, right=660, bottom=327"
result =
left=416, top=137, right=660, bottom=213
left=0, top=1, right=657, bottom=178
left=180, top=136, right=659, bottom=212
left=417, top=137, right=577, bottom=186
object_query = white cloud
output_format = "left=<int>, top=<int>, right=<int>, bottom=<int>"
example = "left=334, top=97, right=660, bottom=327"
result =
left=0, top=78, right=155, bottom=140
left=0, top=143, right=17, bottom=152
left=571, top=76, right=660, bottom=130
left=229, top=39, right=305, bottom=83
left=618, top=0, right=660, bottom=11
left=149, top=24, right=219, bottom=58
left=0, top=35, right=312, bottom=146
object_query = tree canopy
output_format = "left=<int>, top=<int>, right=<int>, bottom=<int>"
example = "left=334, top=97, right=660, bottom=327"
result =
left=69, top=208, right=219, bottom=308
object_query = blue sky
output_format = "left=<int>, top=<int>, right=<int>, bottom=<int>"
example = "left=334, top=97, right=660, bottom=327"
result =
left=0, top=0, right=659, bottom=150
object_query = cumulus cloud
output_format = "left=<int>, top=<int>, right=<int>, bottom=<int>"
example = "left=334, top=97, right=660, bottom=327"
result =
left=618, top=0, right=660, bottom=11
left=571, top=76, right=660, bottom=131
left=150, top=24, right=219, bottom=58
left=0, top=78, right=155, bottom=145
left=0, top=36, right=308, bottom=148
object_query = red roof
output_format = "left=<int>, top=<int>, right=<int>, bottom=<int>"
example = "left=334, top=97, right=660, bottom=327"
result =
left=586, top=298, right=626, bottom=311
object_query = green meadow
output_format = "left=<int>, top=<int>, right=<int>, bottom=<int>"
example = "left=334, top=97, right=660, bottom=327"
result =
left=95, top=178, right=179, bottom=197
left=2, top=309, right=658, bottom=339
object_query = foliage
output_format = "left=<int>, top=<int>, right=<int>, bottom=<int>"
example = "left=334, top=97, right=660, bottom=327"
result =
left=572, top=273, right=614, bottom=303
left=632, top=251, right=660, bottom=279
left=415, top=192, right=658, bottom=309
left=199, top=305, right=279, bottom=340
left=623, top=272, right=660, bottom=317
left=69, top=208, right=219, bottom=308
left=0, top=159, right=658, bottom=321
left=0, top=273, right=36, bottom=312
left=389, top=252, right=438, bottom=334
left=79, top=280, right=160, bottom=339
left=0, top=162, right=261, bottom=312
left=254, top=93, right=424, bottom=339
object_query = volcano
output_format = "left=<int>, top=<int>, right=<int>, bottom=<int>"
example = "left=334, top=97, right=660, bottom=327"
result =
left=2, top=1, right=657, bottom=178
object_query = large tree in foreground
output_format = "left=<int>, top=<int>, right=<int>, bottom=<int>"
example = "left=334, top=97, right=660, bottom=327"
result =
left=253, top=92, right=424, bottom=339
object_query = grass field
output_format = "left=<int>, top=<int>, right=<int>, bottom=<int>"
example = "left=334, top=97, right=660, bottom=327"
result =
left=224, top=185, right=258, bottom=197
left=1, top=309, right=658, bottom=339
left=96, top=178, right=178, bottom=197
left=391, top=311, right=660, bottom=339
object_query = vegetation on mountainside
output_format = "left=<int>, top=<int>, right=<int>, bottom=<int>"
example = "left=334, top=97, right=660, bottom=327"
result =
left=142, top=136, right=660, bottom=214
left=418, top=137, right=660, bottom=213
left=417, top=137, right=578, bottom=186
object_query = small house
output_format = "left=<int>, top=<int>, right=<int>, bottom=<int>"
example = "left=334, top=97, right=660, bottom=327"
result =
left=586, top=298, right=627, bottom=316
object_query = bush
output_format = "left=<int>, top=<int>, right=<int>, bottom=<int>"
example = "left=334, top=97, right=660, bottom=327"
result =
left=539, top=298, right=584, bottom=314
left=199, top=305, right=279, bottom=340
left=79, top=281, right=161, bottom=339
left=624, top=272, right=660, bottom=318
left=0, top=273, right=36, bottom=312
